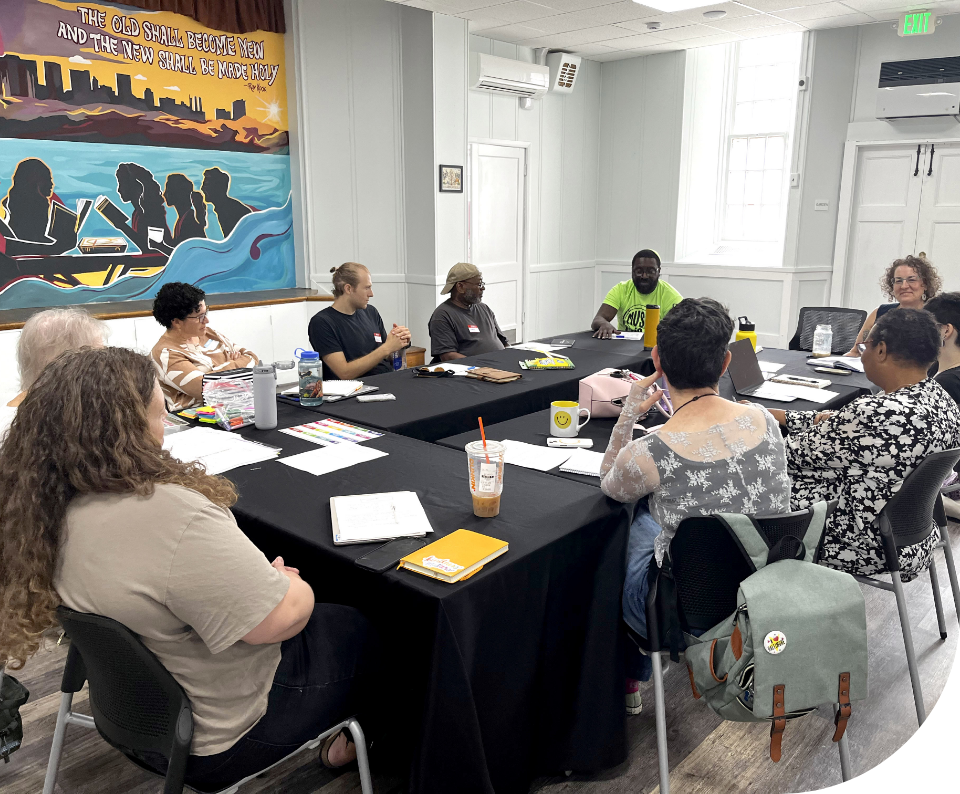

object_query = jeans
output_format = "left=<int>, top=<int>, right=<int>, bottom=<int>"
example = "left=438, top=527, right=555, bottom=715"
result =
left=136, top=603, right=375, bottom=791
left=622, top=504, right=662, bottom=682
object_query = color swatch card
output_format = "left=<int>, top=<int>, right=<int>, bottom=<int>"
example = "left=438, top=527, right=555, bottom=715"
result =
left=279, top=419, right=383, bottom=447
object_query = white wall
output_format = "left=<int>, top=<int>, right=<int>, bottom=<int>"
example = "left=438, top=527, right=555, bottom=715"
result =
left=468, top=36, right=602, bottom=340
left=0, top=301, right=313, bottom=404
left=597, top=51, right=687, bottom=266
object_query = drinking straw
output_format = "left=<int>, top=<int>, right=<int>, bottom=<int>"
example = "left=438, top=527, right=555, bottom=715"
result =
left=478, top=417, right=490, bottom=463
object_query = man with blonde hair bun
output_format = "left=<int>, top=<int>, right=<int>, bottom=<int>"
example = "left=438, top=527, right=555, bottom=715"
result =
left=2, top=307, right=107, bottom=436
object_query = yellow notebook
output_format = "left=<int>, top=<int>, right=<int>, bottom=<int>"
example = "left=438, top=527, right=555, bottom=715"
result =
left=398, top=529, right=508, bottom=584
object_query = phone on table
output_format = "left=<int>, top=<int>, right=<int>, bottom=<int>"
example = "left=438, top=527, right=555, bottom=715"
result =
left=354, top=538, right=428, bottom=573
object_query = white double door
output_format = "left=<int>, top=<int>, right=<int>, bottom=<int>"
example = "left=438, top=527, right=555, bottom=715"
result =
left=467, top=142, right=526, bottom=343
left=842, top=141, right=960, bottom=312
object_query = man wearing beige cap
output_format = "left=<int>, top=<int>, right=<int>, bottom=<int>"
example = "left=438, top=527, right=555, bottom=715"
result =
left=429, top=263, right=509, bottom=362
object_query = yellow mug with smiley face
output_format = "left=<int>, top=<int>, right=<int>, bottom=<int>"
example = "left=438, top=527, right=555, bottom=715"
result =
left=550, top=401, right=591, bottom=438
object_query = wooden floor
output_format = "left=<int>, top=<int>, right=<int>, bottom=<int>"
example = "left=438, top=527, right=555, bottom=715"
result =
left=4, top=521, right=958, bottom=794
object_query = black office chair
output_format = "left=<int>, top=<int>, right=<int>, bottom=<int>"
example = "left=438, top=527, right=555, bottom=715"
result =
left=43, top=607, right=373, bottom=794
left=628, top=503, right=849, bottom=794
left=853, top=448, right=960, bottom=728
left=789, top=307, right=868, bottom=354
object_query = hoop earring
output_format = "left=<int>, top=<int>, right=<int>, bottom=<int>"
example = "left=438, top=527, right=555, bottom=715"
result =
left=922, top=292, right=928, bottom=301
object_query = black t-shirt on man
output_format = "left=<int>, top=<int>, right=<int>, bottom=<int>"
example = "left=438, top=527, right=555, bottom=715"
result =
left=308, top=305, right=392, bottom=379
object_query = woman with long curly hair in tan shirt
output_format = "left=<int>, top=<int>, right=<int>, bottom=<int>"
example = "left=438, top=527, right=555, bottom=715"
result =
left=0, top=347, right=374, bottom=788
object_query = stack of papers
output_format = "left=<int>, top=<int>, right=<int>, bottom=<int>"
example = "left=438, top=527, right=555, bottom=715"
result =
left=611, top=332, right=644, bottom=341
left=512, top=343, right=565, bottom=353
left=280, top=419, right=383, bottom=446
left=750, top=382, right=840, bottom=404
left=323, top=380, right=365, bottom=398
left=163, top=427, right=279, bottom=474
left=559, top=448, right=606, bottom=477
left=330, top=491, right=433, bottom=544
left=279, top=444, right=387, bottom=477
left=501, top=439, right=574, bottom=471
left=758, top=361, right=785, bottom=375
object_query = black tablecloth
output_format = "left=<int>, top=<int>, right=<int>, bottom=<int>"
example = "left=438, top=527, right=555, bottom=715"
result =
left=720, top=348, right=872, bottom=411
left=228, top=402, right=630, bottom=794
left=302, top=343, right=651, bottom=441
left=436, top=410, right=631, bottom=488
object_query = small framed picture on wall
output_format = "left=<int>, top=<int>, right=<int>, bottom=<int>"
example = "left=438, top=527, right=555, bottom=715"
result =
left=439, top=164, right=463, bottom=193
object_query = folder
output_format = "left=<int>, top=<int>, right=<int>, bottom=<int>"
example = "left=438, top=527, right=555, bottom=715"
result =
left=398, top=528, right=508, bottom=583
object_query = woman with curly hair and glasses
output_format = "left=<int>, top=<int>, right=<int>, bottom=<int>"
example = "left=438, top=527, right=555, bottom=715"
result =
left=0, top=347, right=375, bottom=788
left=845, top=254, right=942, bottom=356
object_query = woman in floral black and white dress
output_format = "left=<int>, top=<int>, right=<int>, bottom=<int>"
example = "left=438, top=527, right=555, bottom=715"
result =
left=768, top=308, right=960, bottom=581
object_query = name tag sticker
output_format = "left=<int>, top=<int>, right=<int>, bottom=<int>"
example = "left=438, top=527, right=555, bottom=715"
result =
left=374, top=333, right=382, bottom=343
left=203, top=338, right=218, bottom=350
left=468, top=324, right=480, bottom=334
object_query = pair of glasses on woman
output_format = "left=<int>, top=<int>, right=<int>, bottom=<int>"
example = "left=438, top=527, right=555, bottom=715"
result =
left=893, top=276, right=921, bottom=286
left=185, top=312, right=208, bottom=322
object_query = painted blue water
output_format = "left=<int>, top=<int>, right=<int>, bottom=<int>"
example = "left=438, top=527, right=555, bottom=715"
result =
left=0, top=138, right=295, bottom=308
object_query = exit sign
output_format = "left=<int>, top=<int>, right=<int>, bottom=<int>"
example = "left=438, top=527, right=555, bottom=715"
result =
left=899, top=11, right=936, bottom=36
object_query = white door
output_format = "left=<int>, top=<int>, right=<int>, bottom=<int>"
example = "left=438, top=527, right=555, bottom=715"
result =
left=468, top=143, right=525, bottom=343
left=914, top=142, right=960, bottom=293
left=842, top=144, right=926, bottom=312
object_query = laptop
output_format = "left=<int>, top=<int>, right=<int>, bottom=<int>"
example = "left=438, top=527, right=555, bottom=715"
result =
left=727, top=339, right=797, bottom=402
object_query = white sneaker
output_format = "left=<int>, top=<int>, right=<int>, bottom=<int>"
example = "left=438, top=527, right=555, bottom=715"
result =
left=626, top=689, right=642, bottom=715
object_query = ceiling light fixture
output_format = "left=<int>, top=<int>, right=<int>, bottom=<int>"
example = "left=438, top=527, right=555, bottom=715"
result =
left=703, top=9, right=727, bottom=19
left=647, top=21, right=662, bottom=30
left=633, top=0, right=728, bottom=12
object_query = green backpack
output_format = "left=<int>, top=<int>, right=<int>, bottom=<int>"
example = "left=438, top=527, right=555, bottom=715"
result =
left=0, top=669, right=29, bottom=764
left=683, top=503, right=868, bottom=763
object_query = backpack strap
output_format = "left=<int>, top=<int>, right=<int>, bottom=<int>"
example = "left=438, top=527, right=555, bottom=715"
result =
left=800, top=501, right=829, bottom=563
left=716, top=513, right=768, bottom=570
left=770, top=684, right=786, bottom=762
left=832, top=672, right=852, bottom=742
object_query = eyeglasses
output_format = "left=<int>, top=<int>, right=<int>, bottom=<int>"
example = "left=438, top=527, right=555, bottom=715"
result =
left=893, top=276, right=921, bottom=286
left=184, top=312, right=208, bottom=322
left=463, top=280, right=485, bottom=289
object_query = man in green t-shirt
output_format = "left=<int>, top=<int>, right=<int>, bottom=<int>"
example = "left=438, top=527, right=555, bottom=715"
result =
left=591, top=249, right=683, bottom=338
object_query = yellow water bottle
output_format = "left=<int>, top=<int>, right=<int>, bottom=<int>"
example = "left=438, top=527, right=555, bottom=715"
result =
left=643, top=304, right=660, bottom=349
left=736, top=316, right=757, bottom=351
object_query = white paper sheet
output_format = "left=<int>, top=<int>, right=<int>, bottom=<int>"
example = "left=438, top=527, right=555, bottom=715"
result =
left=511, top=343, right=564, bottom=353
left=501, top=439, right=575, bottom=472
left=278, top=443, right=387, bottom=476
left=163, top=427, right=279, bottom=474
left=559, top=448, right=606, bottom=477
left=750, top=382, right=839, bottom=404
left=758, top=361, right=785, bottom=374
left=611, top=332, right=644, bottom=341
left=806, top=356, right=865, bottom=373
left=330, top=490, right=433, bottom=543
left=437, top=363, right=477, bottom=376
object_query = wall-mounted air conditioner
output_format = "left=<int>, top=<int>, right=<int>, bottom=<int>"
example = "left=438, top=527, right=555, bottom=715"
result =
left=469, top=52, right=549, bottom=99
left=546, top=52, right=581, bottom=94
left=876, top=56, right=960, bottom=120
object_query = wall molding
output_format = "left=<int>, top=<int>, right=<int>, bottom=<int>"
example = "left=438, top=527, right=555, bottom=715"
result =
left=528, top=259, right=595, bottom=274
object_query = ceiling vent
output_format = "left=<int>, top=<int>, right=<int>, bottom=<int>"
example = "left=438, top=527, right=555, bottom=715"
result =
left=469, top=53, right=549, bottom=99
left=546, top=52, right=581, bottom=94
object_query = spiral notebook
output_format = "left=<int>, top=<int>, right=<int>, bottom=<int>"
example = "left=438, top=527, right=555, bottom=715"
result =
left=558, top=448, right=605, bottom=478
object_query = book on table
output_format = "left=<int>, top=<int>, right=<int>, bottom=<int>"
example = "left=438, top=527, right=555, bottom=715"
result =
left=398, top=529, right=508, bottom=583
left=805, top=356, right=864, bottom=373
left=558, top=448, right=605, bottom=477
left=330, top=491, right=433, bottom=545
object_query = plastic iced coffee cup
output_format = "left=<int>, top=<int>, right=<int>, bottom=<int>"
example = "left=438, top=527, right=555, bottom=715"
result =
left=465, top=440, right=505, bottom=518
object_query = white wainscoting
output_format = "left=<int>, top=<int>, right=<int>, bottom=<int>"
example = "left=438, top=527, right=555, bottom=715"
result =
left=595, top=262, right=833, bottom=349
left=0, top=302, right=319, bottom=402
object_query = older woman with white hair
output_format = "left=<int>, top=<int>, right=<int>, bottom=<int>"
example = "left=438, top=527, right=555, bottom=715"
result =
left=1, top=307, right=107, bottom=436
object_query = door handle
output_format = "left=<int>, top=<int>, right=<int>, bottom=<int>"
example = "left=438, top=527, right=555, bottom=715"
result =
left=927, top=143, right=935, bottom=177
left=914, top=144, right=922, bottom=176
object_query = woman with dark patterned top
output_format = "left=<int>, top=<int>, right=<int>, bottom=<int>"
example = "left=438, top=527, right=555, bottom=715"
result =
left=769, top=309, right=960, bottom=581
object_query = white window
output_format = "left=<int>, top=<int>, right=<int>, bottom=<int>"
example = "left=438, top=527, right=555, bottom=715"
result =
left=676, top=33, right=803, bottom=265
left=722, top=36, right=801, bottom=244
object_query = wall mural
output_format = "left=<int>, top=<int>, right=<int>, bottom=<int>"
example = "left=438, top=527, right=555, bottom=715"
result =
left=0, top=0, right=295, bottom=310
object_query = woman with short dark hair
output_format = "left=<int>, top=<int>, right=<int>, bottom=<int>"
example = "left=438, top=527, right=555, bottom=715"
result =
left=600, top=298, right=790, bottom=712
left=770, top=308, right=960, bottom=579
left=845, top=254, right=942, bottom=356
left=0, top=347, right=373, bottom=788
left=150, top=282, right=258, bottom=410
left=925, top=292, right=960, bottom=404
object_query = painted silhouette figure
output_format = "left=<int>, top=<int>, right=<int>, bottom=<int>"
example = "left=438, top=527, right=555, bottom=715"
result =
left=163, top=173, right=207, bottom=247
left=2, top=159, right=56, bottom=243
left=111, top=162, right=171, bottom=254
left=200, top=167, right=252, bottom=238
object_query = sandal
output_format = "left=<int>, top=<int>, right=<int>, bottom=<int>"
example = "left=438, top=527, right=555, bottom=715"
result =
left=319, top=728, right=357, bottom=770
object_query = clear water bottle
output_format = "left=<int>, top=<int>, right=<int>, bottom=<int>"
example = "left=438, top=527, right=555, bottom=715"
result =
left=392, top=348, right=407, bottom=371
left=812, top=324, right=833, bottom=358
left=295, top=349, right=323, bottom=406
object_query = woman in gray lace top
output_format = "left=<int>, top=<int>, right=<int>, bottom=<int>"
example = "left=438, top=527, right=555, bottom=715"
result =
left=599, top=298, right=790, bottom=701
